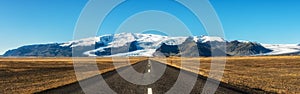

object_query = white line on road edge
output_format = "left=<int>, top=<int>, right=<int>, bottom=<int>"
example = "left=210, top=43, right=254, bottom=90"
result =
left=147, top=88, right=153, bottom=94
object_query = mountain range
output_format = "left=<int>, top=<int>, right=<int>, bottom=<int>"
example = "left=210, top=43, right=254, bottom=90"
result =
left=3, top=33, right=300, bottom=57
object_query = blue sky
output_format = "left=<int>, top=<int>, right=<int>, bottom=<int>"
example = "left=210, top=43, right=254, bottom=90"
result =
left=0, top=0, right=300, bottom=54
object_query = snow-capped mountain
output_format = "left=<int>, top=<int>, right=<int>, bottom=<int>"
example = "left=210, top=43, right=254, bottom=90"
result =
left=59, top=33, right=226, bottom=57
left=3, top=33, right=299, bottom=57
left=59, top=33, right=184, bottom=56
left=60, top=33, right=222, bottom=48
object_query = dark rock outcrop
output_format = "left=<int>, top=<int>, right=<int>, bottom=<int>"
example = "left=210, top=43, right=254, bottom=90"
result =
left=154, top=39, right=271, bottom=57
left=226, top=40, right=272, bottom=56
left=154, top=37, right=227, bottom=57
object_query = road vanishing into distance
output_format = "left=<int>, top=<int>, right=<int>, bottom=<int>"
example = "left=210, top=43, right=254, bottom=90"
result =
left=38, top=60, right=254, bottom=94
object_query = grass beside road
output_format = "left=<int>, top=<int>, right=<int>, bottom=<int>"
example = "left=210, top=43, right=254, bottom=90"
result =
left=153, top=56, right=300, bottom=94
left=0, top=57, right=146, bottom=94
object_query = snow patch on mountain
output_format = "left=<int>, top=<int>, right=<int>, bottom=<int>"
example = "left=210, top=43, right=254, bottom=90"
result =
left=194, top=36, right=225, bottom=43
left=261, top=44, right=300, bottom=55
left=163, top=37, right=187, bottom=45
left=108, top=33, right=137, bottom=47
left=202, top=36, right=224, bottom=42
left=106, top=49, right=157, bottom=57
left=236, top=40, right=251, bottom=43
left=60, top=37, right=100, bottom=47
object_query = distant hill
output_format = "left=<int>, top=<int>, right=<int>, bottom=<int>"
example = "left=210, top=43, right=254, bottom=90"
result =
left=3, top=33, right=298, bottom=57
left=226, top=40, right=272, bottom=56
left=154, top=38, right=271, bottom=57
left=154, top=37, right=226, bottom=57
left=4, top=43, right=72, bottom=57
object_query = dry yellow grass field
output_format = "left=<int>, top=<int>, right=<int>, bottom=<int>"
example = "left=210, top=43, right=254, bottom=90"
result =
left=0, top=56, right=299, bottom=93
left=0, top=57, right=146, bottom=94
left=153, top=56, right=300, bottom=94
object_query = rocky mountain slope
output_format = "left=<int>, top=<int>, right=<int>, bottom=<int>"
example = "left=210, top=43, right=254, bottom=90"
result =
left=3, top=33, right=296, bottom=57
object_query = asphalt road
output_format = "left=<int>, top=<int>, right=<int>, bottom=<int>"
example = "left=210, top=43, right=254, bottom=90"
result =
left=38, top=60, right=247, bottom=94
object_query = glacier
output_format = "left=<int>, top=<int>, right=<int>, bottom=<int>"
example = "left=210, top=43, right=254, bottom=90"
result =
left=60, top=33, right=226, bottom=57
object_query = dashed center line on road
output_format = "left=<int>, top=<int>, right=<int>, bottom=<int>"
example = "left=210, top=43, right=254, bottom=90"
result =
left=147, top=88, right=153, bottom=94
left=147, top=61, right=152, bottom=94
left=148, top=61, right=151, bottom=73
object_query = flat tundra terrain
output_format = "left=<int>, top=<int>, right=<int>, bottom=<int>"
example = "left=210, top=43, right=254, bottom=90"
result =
left=0, top=57, right=146, bottom=93
left=0, top=56, right=299, bottom=93
left=157, top=56, right=300, bottom=94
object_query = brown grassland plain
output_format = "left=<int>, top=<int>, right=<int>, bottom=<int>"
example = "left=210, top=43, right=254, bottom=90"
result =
left=153, top=56, right=300, bottom=94
left=0, top=57, right=147, bottom=94
left=0, top=56, right=299, bottom=93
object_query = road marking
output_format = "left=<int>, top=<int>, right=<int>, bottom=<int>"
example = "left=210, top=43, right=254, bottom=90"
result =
left=148, top=60, right=151, bottom=73
left=147, top=61, right=152, bottom=94
left=147, top=88, right=153, bottom=94
left=148, top=60, right=151, bottom=67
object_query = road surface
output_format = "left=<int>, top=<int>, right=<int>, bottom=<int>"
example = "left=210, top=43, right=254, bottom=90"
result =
left=38, top=60, right=256, bottom=94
